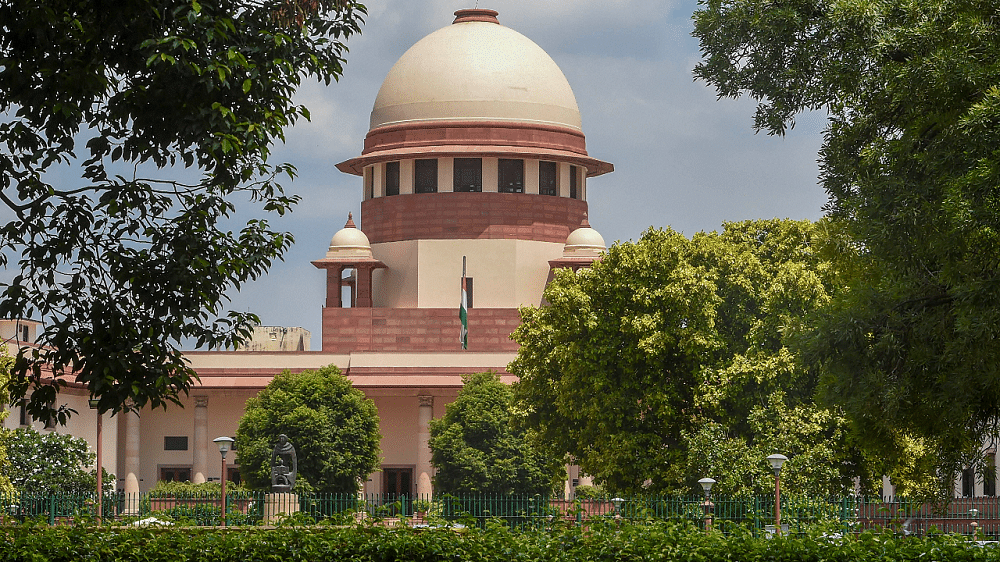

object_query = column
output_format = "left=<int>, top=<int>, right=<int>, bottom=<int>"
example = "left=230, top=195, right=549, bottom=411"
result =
left=416, top=395, right=434, bottom=498
left=192, top=396, right=208, bottom=484
left=327, top=266, right=344, bottom=308
left=123, top=407, right=141, bottom=514
left=355, top=265, right=374, bottom=307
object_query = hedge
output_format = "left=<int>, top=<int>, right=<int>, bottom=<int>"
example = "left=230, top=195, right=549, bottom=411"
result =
left=1, top=520, right=999, bottom=562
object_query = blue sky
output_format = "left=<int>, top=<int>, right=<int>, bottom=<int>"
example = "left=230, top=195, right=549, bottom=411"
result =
left=208, top=1, right=830, bottom=345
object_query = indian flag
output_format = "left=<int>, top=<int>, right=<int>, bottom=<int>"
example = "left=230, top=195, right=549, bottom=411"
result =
left=460, top=257, right=468, bottom=350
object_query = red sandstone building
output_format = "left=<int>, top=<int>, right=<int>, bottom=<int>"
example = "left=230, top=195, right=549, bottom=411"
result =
left=5, top=9, right=611, bottom=499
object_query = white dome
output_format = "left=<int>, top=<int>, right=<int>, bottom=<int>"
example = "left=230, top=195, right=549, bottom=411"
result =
left=563, top=226, right=606, bottom=257
left=326, top=214, right=373, bottom=258
left=370, top=10, right=582, bottom=131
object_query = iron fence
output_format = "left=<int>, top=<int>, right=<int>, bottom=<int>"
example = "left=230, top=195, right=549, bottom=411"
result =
left=4, top=491, right=1000, bottom=536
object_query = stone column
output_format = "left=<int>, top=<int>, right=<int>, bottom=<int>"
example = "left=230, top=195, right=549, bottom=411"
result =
left=327, top=266, right=344, bottom=308
left=123, top=407, right=141, bottom=514
left=355, top=265, right=374, bottom=307
left=416, top=395, right=434, bottom=498
left=192, top=396, right=208, bottom=484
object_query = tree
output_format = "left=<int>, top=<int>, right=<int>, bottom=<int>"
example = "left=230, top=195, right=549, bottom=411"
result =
left=0, top=0, right=366, bottom=424
left=693, top=0, right=1000, bottom=480
left=510, top=219, right=868, bottom=495
left=429, top=372, right=562, bottom=496
left=235, top=365, right=380, bottom=494
left=0, top=347, right=14, bottom=496
left=5, top=428, right=112, bottom=495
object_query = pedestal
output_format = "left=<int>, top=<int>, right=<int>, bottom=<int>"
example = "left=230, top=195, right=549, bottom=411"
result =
left=263, top=493, right=299, bottom=523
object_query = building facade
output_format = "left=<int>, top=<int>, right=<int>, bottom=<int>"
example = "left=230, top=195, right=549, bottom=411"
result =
left=6, top=8, right=610, bottom=499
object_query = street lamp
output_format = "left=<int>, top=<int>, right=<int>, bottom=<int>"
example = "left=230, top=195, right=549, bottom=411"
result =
left=611, top=497, right=624, bottom=520
left=767, top=454, right=788, bottom=535
left=213, top=436, right=235, bottom=526
left=88, top=398, right=102, bottom=522
left=698, top=478, right=715, bottom=531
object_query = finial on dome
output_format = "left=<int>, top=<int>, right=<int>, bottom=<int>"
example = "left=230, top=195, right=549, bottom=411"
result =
left=453, top=8, right=499, bottom=24
left=345, top=212, right=357, bottom=229
left=581, top=214, right=591, bottom=228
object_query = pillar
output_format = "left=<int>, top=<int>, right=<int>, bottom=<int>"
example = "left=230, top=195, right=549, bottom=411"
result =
left=327, top=266, right=344, bottom=308
left=192, top=396, right=208, bottom=484
left=123, top=407, right=141, bottom=514
left=356, top=265, right=374, bottom=308
left=416, top=395, right=434, bottom=498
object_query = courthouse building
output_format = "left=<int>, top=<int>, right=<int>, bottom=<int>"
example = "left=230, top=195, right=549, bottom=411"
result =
left=4, top=8, right=611, bottom=499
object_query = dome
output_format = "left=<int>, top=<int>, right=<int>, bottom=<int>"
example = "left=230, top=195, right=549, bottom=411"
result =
left=563, top=224, right=606, bottom=257
left=326, top=214, right=373, bottom=258
left=369, top=9, right=582, bottom=131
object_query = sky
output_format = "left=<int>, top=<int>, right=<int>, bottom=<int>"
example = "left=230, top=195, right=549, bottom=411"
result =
left=204, top=0, right=832, bottom=345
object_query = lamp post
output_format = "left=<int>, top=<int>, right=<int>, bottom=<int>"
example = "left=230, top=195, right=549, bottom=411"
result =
left=698, top=478, right=716, bottom=531
left=767, top=454, right=787, bottom=535
left=88, top=398, right=102, bottom=522
left=213, top=436, right=235, bottom=526
left=611, top=497, right=624, bottom=521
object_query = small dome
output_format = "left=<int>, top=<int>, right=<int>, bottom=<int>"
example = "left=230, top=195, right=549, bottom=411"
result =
left=326, top=214, right=373, bottom=258
left=563, top=224, right=606, bottom=257
left=369, top=9, right=582, bottom=131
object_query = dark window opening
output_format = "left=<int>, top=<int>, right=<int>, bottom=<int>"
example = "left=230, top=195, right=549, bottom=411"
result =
left=385, top=161, right=400, bottom=196
left=18, top=400, right=27, bottom=426
left=986, top=454, right=997, bottom=496
left=228, top=467, right=242, bottom=486
left=569, top=165, right=578, bottom=199
left=498, top=159, right=524, bottom=193
left=20, top=325, right=28, bottom=342
left=365, top=168, right=374, bottom=199
left=160, top=467, right=192, bottom=482
left=962, top=467, right=975, bottom=497
left=415, top=159, right=438, bottom=193
left=453, top=158, right=482, bottom=192
left=164, top=436, right=189, bottom=451
left=539, top=161, right=557, bottom=195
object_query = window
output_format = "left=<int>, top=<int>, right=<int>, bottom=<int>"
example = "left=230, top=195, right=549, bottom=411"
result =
left=164, top=436, right=189, bottom=451
left=453, top=158, right=482, bottom=192
left=18, top=400, right=27, bottom=426
left=498, top=159, right=524, bottom=193
left=569, top=165, right=578, bottom=199
left=539, top=161, right=557, bottom=196
left=20, top=325, right=28, bottom=342
left=414, top=159, right=437, bottom=193
left=385, top=161, right=400, bottom=196
left=228, top=467, right=242, bottom=486
left=160, top=466, right=192, bottom=482
left=365, top=167, right=374, bottom=199
left=986, top=453, right=997, bottom=496
left=962, top=466, right=975, bottom=497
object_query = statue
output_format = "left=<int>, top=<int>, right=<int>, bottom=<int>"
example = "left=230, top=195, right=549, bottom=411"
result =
left=270, top=434, right=297, bottom=492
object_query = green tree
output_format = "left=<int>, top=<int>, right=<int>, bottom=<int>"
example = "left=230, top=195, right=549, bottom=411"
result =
left=235, top=365, right=380, bottom=494
left=0, top=347, right=14, bottom=495
left=0, top=0, right=366, bottom=424
left=5, top=428, right=113, bottom=495
left=429, top=372, right=562, bottom=496
left=511, top=219, right=868, bottom=495
left=693, top=0, right=1000, bottom=481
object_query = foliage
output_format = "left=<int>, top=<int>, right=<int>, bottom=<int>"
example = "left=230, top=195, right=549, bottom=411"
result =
left=2, top=519, right=1000, bottom=562
left=4, top=427, right=113, bottom=495
left=0, top=0, right=366, bottom=424
left=429, top=372, right=563, bottom=496
left=235, top=365, right=381, bottom=494
left=693, top=0, right=1000, bottom=482
left=148, top=479, right=247, bottom=497
left=572, top=484, right=602, bottom=500
left=0, top=347, right=14, bottom=495
left=511, top=219, right=869, bottom=495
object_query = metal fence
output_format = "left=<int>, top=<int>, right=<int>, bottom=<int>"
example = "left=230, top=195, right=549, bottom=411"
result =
left=4, top=491, right=1000, bottom=536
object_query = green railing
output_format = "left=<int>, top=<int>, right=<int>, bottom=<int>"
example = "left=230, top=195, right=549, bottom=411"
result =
left=4, top=491, right=1000, bottom=536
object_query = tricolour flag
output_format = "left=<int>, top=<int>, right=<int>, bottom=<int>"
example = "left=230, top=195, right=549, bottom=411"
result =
left=460, top=257, right=468, bottom=350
